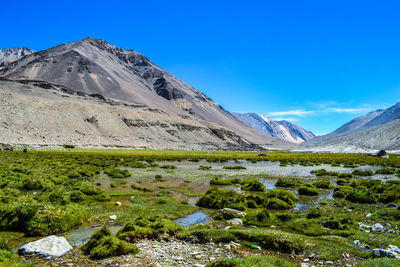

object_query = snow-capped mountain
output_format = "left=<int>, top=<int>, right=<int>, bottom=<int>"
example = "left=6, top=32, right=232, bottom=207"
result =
left=0, top=47, right=34, bottom=66
left=233, top=113, right=315, bottom=144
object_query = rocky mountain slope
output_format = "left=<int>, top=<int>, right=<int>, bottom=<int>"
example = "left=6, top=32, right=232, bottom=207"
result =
left=0, top=78, right=264, bottom=150
left=0, top=47, right=34, bottom=67
left=305, top=109, right=384, bottom=145
left=304, top=102, right=400, bottom=147
left=0, top=37, right=289, bottom=149
left=302, top=119, right=400, bottom=153
left=233, top=113, right=315, bottom=144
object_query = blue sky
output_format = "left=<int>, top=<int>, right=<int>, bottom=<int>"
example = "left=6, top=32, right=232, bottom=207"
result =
left=2, top=0, right=400, bottom=135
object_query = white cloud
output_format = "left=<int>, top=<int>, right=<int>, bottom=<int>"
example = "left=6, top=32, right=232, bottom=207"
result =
left=268, top=110, right=314, bottom=116
left=267, top=107, right=368, bottom=118
left=324, top=107, right=369, bottom=113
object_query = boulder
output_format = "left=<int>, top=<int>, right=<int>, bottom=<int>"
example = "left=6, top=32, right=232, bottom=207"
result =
left=372, top=223, right=386, bottom=233
left=219, top=208, right=246, bottom=219
left=226, top=218, right=243, bottom=226
left=359, top=222, right=371, bottom=230
left=388, top=245, right=400, bottom=254
left=373, top=249, right=398, bottom=258
left=18, top=236, right=72, bottom=257
left=369, top=150, right=388, bottom=158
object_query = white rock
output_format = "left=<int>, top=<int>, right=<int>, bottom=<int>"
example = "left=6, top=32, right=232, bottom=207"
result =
left=226, top=218, right=243, bottom=226
left=372, top=223, right=386, bottom=233
left=219, top=208, right=246, bottom=219
left=109, top=215, right=117, bottom=220
left=18, top=236, right=72, bottom=257
left=388, top=245, right=400, bottom=254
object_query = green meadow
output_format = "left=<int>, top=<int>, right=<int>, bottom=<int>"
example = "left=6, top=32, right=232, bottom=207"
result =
left=0, top=149, right=399, bottom=266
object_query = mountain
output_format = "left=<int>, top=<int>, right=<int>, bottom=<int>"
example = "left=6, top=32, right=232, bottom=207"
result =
left=0, top=47, right=34, bottom=67
left=301, top=119, right=400, bottom=153
left=304, top=102, right=400, bottom=147
left=0, top=38, right=291, bottom=149
left=304, top=109, right=384, bottom=145
left=0, top=78, right=262, bottom=150
left=233, top=113, right=315, bottom=144
left=361, top=102, right=400, bottom=130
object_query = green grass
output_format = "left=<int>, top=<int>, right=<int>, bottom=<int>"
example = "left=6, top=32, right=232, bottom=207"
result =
left=207, top=255, right=299, bottom=267
left=1, top=149, right=400, bottom=263
left=117, top=196, right=197, bottom=223
left=355, top=258, right=400, bottom=267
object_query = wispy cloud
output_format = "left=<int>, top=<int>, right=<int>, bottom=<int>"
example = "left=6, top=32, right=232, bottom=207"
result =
left=268, top=106, right=368, bottom=118
left=324, top=107, right=369, bottom=113
left=268, top=110, right=314, bottom=116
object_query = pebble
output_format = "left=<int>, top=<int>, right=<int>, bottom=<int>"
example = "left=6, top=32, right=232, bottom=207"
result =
left=119, top=239, right=236, bottom=266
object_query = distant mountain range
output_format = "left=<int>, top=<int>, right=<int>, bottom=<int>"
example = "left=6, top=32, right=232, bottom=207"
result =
left=303, top=102, right=400, bottom=152
left=1, top=39, right=397, bottom=152
left=0, top=38, right=292, bottom=150
left=0, top=47, right=34, bottom=67
left=233, top=113, right=315, bottom=144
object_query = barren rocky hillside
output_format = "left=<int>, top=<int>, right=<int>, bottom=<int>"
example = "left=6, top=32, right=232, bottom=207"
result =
left=0, top=38, right=288, bottom=149
left=0, top=78, right=273, bottom=150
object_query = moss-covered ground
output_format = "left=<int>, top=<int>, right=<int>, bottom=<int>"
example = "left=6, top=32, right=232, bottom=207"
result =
left=0, top=149, right=399, bottom=265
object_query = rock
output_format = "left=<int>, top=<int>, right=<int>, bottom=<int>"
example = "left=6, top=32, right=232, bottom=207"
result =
left=373, top=248, right=398, bottom=258
left=229, top=241, right=241, bottom=248
left=369, top=150, right=387, bottom=158
left=219, top=208, right=246, bottom=219
left=388, top=245, right=400, bottom=254
left=18, top=236, right=72, bottom=257
left=386, top=203, right=398, bottom=208
left=372, top=223, right=386, bottom=232
left=359, top=222, right=371, bottom=230
left=226, top=218, right=243, bottom=226
left=109, top=215, right=117, bottom=220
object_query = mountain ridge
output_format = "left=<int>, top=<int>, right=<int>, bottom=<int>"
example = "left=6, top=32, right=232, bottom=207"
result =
left=233, top=112, right=315, bottom=144
left=0, top=47, right=35, bottom=67
left=0, top=38, right=292, bottom=149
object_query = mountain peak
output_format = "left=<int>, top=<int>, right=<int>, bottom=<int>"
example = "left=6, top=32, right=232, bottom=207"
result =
left=233, top=112, right=315, bottom=143
left=0, top=47, right=35, bottom=66
left=0, top=38, right=286, bottom=149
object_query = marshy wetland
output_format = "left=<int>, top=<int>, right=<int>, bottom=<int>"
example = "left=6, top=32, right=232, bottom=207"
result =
left=1, top=149, right=400, bottom=266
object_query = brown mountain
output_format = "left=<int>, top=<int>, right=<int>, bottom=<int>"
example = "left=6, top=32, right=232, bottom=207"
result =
left=0, top=38, right=291, bottom=149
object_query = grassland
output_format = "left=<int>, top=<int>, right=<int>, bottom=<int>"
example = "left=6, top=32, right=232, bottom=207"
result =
left=0, top=149, right=399, bottom=265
